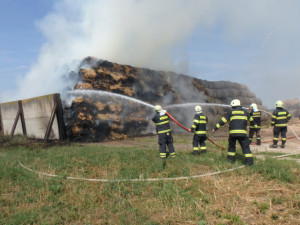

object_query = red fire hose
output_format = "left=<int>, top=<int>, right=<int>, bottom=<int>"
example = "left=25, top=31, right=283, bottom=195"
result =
left=166, top=112, right=226, bottom=149
left=166, top=112, right=192, bottom=132
left=250, top=136, right=296, bottom=145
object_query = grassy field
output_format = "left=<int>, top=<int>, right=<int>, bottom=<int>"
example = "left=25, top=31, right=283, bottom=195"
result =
left=1, top=134, right=300, bottom=224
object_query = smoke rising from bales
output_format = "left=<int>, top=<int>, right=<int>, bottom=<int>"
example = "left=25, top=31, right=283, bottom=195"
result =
left=3, top=0, right=300, bottom=107
left=5, top=0, right=208, bottom=101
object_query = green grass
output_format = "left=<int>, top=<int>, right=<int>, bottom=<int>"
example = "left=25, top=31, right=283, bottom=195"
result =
left=289, top=154, right=300, bottom=159
left=256, top=151, right=284, bottom=156
left=251, top=158, right=300, bottom=183
left=1, top=136, right=300, bottom=224
left=3, top=145, right=232, bottom=180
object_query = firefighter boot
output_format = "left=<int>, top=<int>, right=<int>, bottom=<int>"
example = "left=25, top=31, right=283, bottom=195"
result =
left=227, top=155, right=235, bottom=164
left=166, top=152, right=170, bottom=158
left=162, top=158, right=167, bottom=169
left=269, top=144, right=278, bottom=148
left=256, top=139, right=261, bottom=145
left=281, top=140, right=286, bottom=148
left=192, top=150, right=200, bottom=155
left=245, top=157, right=254, bottom=166
left=200, top=150, right=207, bottom=154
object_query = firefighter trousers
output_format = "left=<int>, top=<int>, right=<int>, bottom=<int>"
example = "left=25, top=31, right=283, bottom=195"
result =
left=192, top=135, right=207, bottom=153
left=158, top=132, right=175, bottom=158
left=249, top=128, right=261, bottom=144
left=228, top=136, right=253, bottom=165
left=273, top=127, right=287, bottom=145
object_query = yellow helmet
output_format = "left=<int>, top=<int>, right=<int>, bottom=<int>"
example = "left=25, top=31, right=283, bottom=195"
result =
left=154, top=105, right=162, bottom=112
left=276, top=100, right=283, bottom=108
left=195, top=105, right=202, bottom=112
left=230, top=99, right=241, bottom=107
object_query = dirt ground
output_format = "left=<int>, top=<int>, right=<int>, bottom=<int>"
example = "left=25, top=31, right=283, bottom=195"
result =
left=248, top=118, right=300, bottom=163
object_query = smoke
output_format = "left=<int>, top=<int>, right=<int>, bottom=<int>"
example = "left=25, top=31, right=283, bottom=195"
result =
left=3, top=0, right=211, bottom=101
left=3, top=0, right=300, bottom=108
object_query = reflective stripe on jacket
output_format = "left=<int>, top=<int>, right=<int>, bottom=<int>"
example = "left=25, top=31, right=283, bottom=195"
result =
left=214, top=106, right=255, bottom=137
left=250, top=111, right=261, bottom=128
left=271, top=107, right=291, bottom=127
left=152, top=111, right=171, bottom=134
left=191, top=113, right=208, bottom=135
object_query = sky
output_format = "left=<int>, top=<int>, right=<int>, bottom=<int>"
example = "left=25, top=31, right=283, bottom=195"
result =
left=1, top=0, right=300, bottom=108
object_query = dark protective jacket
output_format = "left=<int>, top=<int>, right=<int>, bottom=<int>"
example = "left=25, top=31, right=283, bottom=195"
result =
left=191, top=112, right=208, bottom=136
left=152, top=111, right=171, bottom=134
left=214, top=106, right=256, bottom=137
left=250, top=111, right=261, bottom=129
left=271, top=107, right=291, bottom=127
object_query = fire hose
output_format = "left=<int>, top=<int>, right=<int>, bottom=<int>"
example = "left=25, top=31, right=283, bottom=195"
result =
left=166, top=112, right=226, bottom=149
left=250, top=133, right=297, bottom=145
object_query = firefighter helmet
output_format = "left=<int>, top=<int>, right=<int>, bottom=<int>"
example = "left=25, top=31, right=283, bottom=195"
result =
left=230, top=99, right=241, bottom=107
left=276, top=100, right=283, bottom=108
left=154, top=105, right=162, bottom=112
left=195, top=105, right=202, bottom=112
left=250, top=103, right=258, bottom=112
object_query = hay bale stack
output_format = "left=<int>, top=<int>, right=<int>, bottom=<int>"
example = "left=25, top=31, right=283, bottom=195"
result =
left=65, top=57, right=263, bottom=141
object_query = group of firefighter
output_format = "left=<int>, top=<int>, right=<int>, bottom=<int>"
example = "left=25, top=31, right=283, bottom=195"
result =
left=152, top=99, right=291, bottom=166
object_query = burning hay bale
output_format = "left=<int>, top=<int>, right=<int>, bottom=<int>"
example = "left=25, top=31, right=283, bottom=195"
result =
left=65, top=57, right=263, bottom=142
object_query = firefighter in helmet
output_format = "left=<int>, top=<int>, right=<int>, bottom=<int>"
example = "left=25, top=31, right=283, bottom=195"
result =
left=152, top=105, right=176, bottom=159
left=212, top=99, right=256, bottom=166
left=190, top=105, right=208, bottom=155
left=270, top=100, right=291, bottom=148
left=249, top=103, right=261, bottom=145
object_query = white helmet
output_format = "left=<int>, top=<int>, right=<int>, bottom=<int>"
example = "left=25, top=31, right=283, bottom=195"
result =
left=230, top=99, right=241, bottom=107
left=195, top=105, right=202, bottom=112
left=154, top=105, right=162, bottom=112
left=276, top=100, right=283, bottom=108
left=250, top=103, right=258, bottom=112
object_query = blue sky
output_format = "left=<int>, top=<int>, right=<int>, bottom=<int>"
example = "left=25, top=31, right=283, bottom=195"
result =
left=1, top=0, right=300, bottom=108
left=0, top=0, right=52, bottom=93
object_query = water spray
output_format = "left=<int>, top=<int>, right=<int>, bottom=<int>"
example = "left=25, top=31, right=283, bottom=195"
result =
left=68, top=89, right=155, bottom=108
left=69, top=89, right=228, bottom=149
left=68, top=89, right=300, bottom=147
left=166, top=102, right=231, bottom=109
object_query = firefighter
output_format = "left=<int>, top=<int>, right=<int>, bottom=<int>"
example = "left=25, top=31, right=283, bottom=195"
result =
left=270, top=100, right=291, bottom=148
left=249, top=103, right=261, bottom=145
left=190, top=105, right=208, bottom=155
left=152, top=105, right=176, bottom=159
left=212, top=99, right=256, bottom=166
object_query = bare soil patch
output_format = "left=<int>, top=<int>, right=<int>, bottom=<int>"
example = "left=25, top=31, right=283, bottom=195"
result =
left=251, top=119, right=300, bottom=156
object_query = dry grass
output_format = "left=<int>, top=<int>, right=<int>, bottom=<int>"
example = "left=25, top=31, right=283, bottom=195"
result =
left=1, top=133, right=300, bottom=224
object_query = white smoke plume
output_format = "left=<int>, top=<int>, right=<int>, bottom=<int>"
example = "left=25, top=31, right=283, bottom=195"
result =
left=3, top=0, right=300, bottom=108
